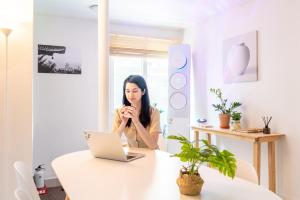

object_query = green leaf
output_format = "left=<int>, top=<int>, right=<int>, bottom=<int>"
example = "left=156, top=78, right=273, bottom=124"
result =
left=210, top=88, right=242, bottom=116
left=167, top=135, right=237, bottom=179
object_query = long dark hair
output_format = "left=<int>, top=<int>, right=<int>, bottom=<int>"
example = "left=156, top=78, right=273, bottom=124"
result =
left=123, top=75, right=151, bottom=128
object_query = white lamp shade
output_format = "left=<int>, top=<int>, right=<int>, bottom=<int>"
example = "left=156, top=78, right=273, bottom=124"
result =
left=226, top=43, right=250, bottom=76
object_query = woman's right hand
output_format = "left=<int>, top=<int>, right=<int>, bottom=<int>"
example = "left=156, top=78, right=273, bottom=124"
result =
left=120, top=106, right=129, bottom=123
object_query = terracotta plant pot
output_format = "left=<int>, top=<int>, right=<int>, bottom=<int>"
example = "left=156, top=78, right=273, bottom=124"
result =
left=219, top=114, right=230, bottom=129
left=176, top=171, right=204, bottom=196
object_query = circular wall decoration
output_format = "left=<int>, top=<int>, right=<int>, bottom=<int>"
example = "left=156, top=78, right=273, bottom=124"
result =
left=169, top=92, right=187, bottom=110
left=170, top=73, right=187, bottom=90
left=170, top=52, right=187, bottom=69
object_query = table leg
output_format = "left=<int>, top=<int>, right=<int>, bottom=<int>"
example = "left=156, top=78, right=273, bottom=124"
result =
left=207, top=134, right=211, bottom=145
left=268, top=141, right=276, bottom=192
left=194, top=130, right=199, bottom=148
left=207, top=133, right=212, bottom=167
left=253, top=141, right=261, bottom=184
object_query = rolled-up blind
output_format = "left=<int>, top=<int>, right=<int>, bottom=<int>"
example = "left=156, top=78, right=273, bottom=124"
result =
left=110, top=34, right=180, bottom=57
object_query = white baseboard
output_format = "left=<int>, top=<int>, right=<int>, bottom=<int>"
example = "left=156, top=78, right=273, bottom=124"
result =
left=45, top=178, right=61, bottom=188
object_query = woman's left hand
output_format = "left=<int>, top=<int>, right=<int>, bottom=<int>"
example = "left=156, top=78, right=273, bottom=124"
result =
left=126, top=106, right=139, bottom=122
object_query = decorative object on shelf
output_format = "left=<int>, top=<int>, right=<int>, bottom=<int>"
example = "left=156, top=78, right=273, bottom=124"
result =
left=197, top=118, right=207, bottom=125
left=223, top=31, right=257, bottom=83
left=197, top=118, right=207, bottom=123
left=210, top=88, right=242, bottom=129
left=197, top=119, right=213, bottom=128
left=230, top=111, right=242, bottom=130
left=262, top=116, right=272, bottom=134
left=167, top=135, right=236, bottom=196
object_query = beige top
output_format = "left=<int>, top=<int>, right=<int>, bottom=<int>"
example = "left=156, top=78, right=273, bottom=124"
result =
left=112, top=106, right=162, bottom=148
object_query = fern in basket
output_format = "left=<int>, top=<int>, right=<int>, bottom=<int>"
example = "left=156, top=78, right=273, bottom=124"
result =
left=167, top=135, right=236, bottom=178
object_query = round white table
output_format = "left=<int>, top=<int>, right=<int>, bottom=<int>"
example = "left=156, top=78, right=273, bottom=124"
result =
left=52, top=148, right=281, bottom=200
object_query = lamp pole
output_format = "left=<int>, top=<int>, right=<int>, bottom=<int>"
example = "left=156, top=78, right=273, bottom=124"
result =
left=1, top=29, right=12, bottom=116
left=1, top=28, right=12, bottom=122
left=0, top=28, right=12, bottom=177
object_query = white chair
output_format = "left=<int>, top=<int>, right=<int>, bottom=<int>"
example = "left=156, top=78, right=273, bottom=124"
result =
left=235, top=159, right=259, bottom=184
left=14, top=188, right=33, bottom=200
left=14, top=161, right=41, bottom=200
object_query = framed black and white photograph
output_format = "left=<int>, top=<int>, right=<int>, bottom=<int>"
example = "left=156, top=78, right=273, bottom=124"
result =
left=38, top=44, right=82, bottom=74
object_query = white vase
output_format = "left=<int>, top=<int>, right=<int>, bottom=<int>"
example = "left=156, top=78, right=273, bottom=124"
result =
left=226, top=43, right=250, bottom=76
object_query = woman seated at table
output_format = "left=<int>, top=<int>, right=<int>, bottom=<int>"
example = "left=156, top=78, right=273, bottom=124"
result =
left=112, top=75, right=161, bottom=149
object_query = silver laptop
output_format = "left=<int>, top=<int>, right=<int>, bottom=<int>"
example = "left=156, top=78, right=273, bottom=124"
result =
left=84, top=131, right=145, bottom=162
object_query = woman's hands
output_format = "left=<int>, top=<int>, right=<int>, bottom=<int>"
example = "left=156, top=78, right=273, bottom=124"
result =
left=126, top=106, right=139, bottom=123
left=120, top=106, right=139, bottom=123
left=119, top=106, right=158, bottom=149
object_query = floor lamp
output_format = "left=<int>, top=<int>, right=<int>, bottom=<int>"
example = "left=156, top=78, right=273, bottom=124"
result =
left=1, top=27, right=12, bottom=158
left=1, top=27, right=12, bottom=120
left=0, top=27, right=12, bottom=197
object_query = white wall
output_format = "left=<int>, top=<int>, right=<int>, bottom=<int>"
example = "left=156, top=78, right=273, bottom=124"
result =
left=183, top=26, right=208, bottom=129
left=0, top=22, right=33, bottom=200
left=33, top=15, right=98, bottom=179
left=190, top=0, right=300, bottom=199
left=110, top=22, right=184, bottom=41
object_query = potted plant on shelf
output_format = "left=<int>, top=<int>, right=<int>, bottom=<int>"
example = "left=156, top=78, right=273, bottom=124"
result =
left=210, top=88, right=242, bottom=129
left=167, top=135, right=236, bottom=196
left=231, top=111, right=242, bottom=130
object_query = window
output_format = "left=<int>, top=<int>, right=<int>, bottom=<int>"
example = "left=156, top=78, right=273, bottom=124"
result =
left=109, top=34, right=180, bottom=130
left=109, top=55, right=168, bottom=128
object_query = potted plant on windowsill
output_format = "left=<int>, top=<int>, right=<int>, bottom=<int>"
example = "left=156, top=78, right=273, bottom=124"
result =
left=167, top=135, right=236, bottom=196
left=210, top=88, right=242, bottom=129
left=231, top=111, right=242, bottom=130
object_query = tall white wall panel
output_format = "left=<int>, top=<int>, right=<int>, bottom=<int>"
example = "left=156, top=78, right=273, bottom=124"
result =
left=167, top=44, right=190, bottom=153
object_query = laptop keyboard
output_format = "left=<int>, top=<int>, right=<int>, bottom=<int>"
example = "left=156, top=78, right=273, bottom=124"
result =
left=126, top=155, right=135, bottom=159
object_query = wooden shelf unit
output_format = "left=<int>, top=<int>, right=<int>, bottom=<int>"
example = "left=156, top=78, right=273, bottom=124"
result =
left=191, top=126, right=284, bottom=193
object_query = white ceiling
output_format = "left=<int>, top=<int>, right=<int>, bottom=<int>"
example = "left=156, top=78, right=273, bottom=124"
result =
left=34, top=0, right=250, bottom=28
